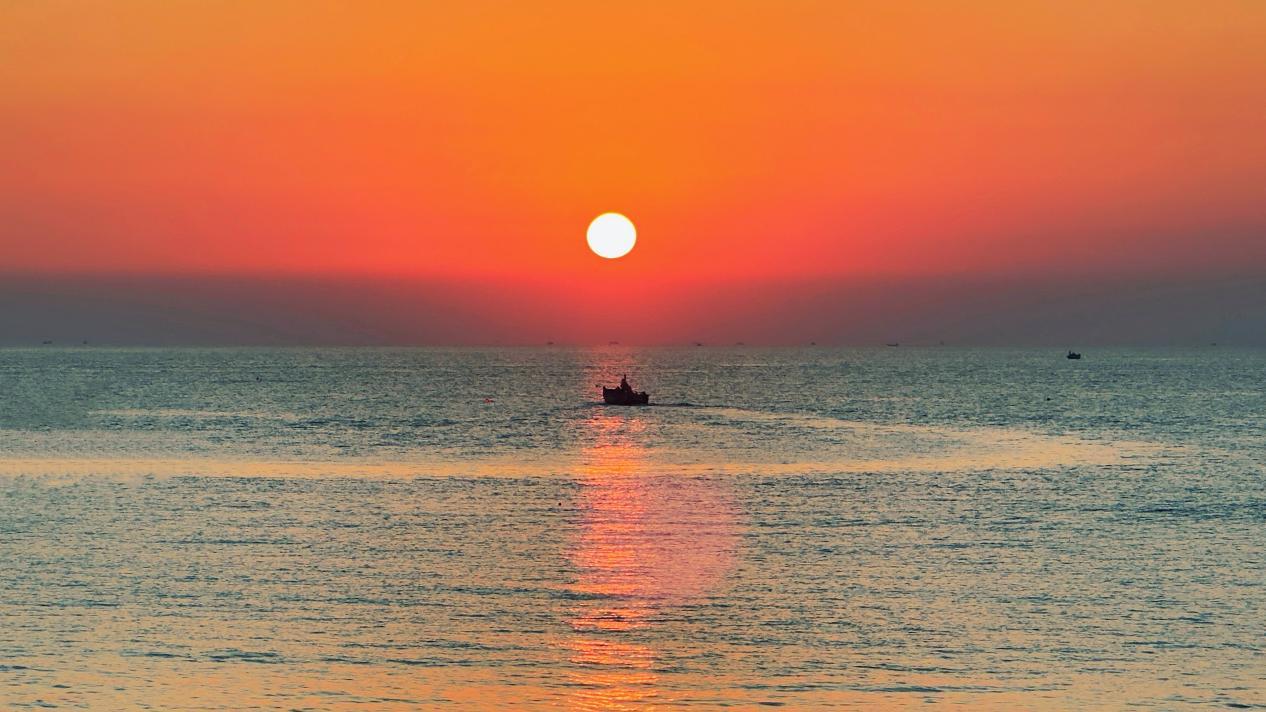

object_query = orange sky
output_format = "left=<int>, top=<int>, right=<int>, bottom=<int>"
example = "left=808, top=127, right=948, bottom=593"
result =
left=2, top=1, right=1265, bottom=286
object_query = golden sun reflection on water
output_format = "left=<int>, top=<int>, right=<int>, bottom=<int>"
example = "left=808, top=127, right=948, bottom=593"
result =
left=563, top=411, right=741, bottom=710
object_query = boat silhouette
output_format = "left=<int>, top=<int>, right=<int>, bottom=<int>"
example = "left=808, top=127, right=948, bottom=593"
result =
left=1066, top=350, right=1082, bottom=360
left=601, top=375, right=649, bottom=405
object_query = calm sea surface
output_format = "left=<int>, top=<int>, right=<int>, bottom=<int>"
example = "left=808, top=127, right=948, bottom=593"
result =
left=0, top=347, right=1262, bottom=710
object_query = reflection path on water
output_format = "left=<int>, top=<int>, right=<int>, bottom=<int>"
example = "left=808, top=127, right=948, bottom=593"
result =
left=564, top=412, right=741, bottom=710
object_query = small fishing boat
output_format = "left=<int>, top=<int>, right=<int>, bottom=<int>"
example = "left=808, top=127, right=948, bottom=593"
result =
left=1067, top=350, right=1082, bottom=360
left=601, top=375, right=649, bottom=405
left=603, top=387, right=649, bottom=405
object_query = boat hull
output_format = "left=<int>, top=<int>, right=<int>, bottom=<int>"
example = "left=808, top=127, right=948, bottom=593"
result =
left=602, top=387, right=649, bottom=405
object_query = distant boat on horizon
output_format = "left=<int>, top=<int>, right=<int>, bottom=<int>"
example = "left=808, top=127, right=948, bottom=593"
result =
left=1067, top=350, right=1082, bottom=359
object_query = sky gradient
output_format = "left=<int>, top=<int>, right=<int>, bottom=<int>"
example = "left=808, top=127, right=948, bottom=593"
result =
left=2, top=2, right=1264, bottom=343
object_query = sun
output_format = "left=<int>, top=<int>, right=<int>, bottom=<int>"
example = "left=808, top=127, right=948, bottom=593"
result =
left=586, top=213, right=636, bottom=259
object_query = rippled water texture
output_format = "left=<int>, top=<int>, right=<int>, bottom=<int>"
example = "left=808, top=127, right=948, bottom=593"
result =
left=0, top=347, right=1263, bottom=709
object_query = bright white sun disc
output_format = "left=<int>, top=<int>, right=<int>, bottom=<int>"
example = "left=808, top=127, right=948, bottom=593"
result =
left=587, top=213, right=636, bottom=259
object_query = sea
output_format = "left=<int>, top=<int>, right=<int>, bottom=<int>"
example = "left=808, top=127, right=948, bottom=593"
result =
left=0, top=346, right=1262, bottom=710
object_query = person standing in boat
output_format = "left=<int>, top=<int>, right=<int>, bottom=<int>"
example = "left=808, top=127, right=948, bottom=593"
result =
left=620, top=374, right=631, bottom=393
